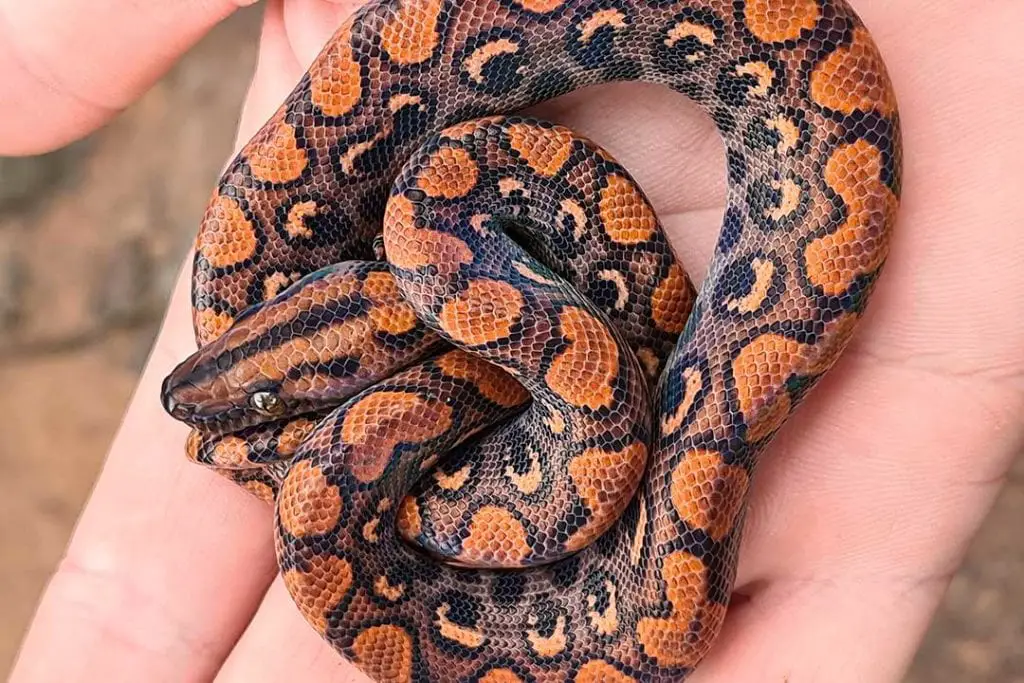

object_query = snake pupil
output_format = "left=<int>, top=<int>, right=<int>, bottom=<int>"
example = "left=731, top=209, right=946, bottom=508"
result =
left=251, top=391, right=283, bottom=416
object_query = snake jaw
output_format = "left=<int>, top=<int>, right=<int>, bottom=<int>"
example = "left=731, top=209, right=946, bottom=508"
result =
left=160, top=371, right=245, bottom=430
left=160, top=354, right=270, bottom=433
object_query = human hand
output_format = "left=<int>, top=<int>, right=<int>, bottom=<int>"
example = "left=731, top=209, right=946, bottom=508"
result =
left=10, top=1, right=1024, bottom=681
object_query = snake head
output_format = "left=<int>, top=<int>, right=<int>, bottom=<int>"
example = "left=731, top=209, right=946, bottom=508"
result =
left=160, top=347, right=293, bottom=434
left=159, top=316, right=313, bottom=435
left=160, top=261, right=435, bottom=434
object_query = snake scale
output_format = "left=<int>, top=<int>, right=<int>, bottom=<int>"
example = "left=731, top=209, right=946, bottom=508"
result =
left=160, top=0, right=901, bottom=680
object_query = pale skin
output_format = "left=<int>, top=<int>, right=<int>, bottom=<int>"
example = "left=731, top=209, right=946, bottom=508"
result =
left=6, top=0, right=1023, bottom=680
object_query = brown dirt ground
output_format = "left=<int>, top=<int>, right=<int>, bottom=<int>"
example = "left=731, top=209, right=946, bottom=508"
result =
left=0, top=6, right=1020, bottom=681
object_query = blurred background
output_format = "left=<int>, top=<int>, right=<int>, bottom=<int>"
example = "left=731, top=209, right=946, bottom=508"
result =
left=0, top=5, right=1020, bottom=680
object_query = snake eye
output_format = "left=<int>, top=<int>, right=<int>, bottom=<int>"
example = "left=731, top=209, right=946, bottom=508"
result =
left=250, top=391, right=285, bottom=417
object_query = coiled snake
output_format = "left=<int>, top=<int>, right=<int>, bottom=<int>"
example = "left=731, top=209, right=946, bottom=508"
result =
left=160, top=0, right=901, bottom=680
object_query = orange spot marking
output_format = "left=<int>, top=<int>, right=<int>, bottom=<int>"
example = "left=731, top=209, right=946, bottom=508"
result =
left=636, top=348, right=660, bottom=379
left=210, top=436, right=251, bottom=467
left=461, top=506, right=530, bottom=566
left=513, top=261, right=558, bottom=285
left=661, top=366, right=703, bottom=435
left=263, top=271, right=292, bottom=300
left=597, top=270, right=629, bottom=310
left=464, top=39, right=520, bottom=84
left=310, top=27, right=362, bottom=116
left=362, top=500, right=390, bottom=543
left=546, top=408, right=566, bottom=434
left=513, top=0, right=564, bottom=12
left=438, top=279, right=525, bottom=347
left=565, top=443, right=646, bottom=552
left=651, top=263, right=692, bottom=334
left=736, top=61, right=773, bottom=96
left=285, top=201, right=318, bottom=239
left=185, top=430, right=203, bottom=463
left=574, top=659, right=637, bottom=682
left=440, top=116, right=504, bottom=141
left=498, top=177, right=528, bottom=197
left=480, top=670, right=525, bottom=683
left=630, top=496, right=647, bottom=566
left=527, top=614, right=567, bottom=657
left=599, top=174, right=657, bottom=245
left=507, top=123, right=574, bottom=176
left=389, top=93, right=423, bottom=113
left=363, top=270, right=400, bottom=302
left=665, top=22, right=716, bottom=56
left=579, top=9, right=627, bottom=43
left=470, top=213, right=493, bottom=236
left=227, top=318, right=368, bottom=392
left=396, top=495, right=422, bottom=538
left=351, top=625, right=414, bottom=683
left=807, top=140, right=896, bottom=296
left=362, top=270, right=419, bottom=334
left=384, top=194, right=474, bottom=271
left=506, top=450, right=542, bottom=495
left=278, top=460, right=342, bottom=537
left=733, top=334, right=805, bottom=442
left=546, top=306, right=619, bottom=410
left=806, top=312, right=860, bottom=376
left=241, top=479, right=275, bottom=503
left=766, top=115, right=800, bottom=154
left=417, top=146, right=479, bottom=198
left=586, top=580, right=619, bottom=636
left=811, top=27, right=897, bottom=116
left=569, top=442, right=647, bottom=513
left=380, top=0, right=443, bottom=65
left=369, top=301, right=419, bottom=335
left=362, top=516, right=381, bottom=543
left=744, top=0, right=820, bottom=43
left=435, top=350, right=528, bottom=407
left=374, top=575, right=406, bottom=601
left=434, top=463, right=473, bottom=491
left=726, top=257, right=775, bottom=314
left=341, top=391, right=452, bottom=482
left=198, top=195, right=257, bottom=269
left=766, top=177, right=802, bottom=221
left=196, top=308, right=235, bottom=345
left=559, top=198, right=588, bottom=239
left=637, top=551, right=727, bottom=667
left=282, top=555, right=353, bottom=634
left=245, top=113, right=308, bottom=184
left=339, top=132, right=386, bottom=175
left=277, top=418, right=315, bottom=456
left=671, top=450, right=749, bottom=541
left=436, top=603, right=487, bottom=648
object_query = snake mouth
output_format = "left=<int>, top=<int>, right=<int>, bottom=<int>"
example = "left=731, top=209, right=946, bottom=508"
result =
left=160, top=374, right=251, bottom=431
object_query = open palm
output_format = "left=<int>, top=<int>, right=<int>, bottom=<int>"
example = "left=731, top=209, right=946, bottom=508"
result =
left=9, top=0, right=1023, bottom=681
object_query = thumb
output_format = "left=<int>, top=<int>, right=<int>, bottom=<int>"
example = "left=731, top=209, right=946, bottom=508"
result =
left=0, top=0, right=255, bottom=155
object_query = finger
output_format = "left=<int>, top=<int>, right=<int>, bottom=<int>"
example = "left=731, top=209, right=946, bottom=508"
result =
left=0, top=0, right=253, bottom=155
left=687, top=355, right=980, bottom=681
left=217, top=579, right=370, bottom=683
left=11, top=3, right=371, bottom=680
left=234, top=0, right=306, bottom=145
left=694, top=3, right=1021, bottom=678
left=237, top=0, right=362, bottom=147
left=9, top=257, right=281, bottom=682
left=279, top=0, right=362, bottom=70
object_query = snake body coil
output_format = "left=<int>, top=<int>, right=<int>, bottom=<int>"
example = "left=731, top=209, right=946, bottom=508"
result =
left=161, top=0, right=901, bottom=680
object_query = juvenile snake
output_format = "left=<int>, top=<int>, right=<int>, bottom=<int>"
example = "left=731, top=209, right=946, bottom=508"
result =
left=161, top=0, right=901, bottom=680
